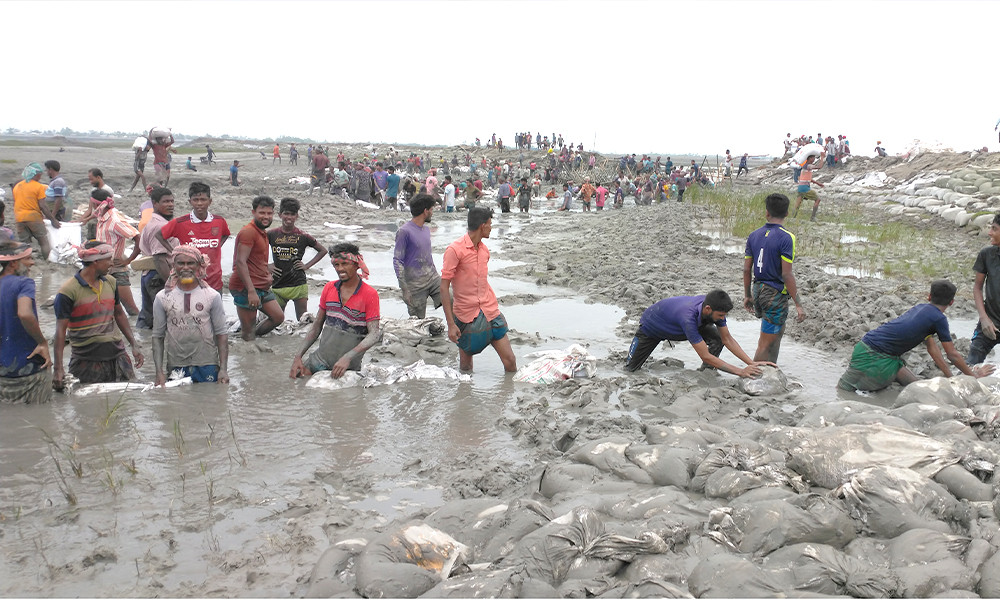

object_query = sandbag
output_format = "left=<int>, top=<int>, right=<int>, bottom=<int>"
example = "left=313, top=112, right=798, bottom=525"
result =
left=727, top=494, right=857, bottom=555
left=691, top=442, right=804, bottom=499
left=419, top=566, right=522, bottom=598
left=571, top=437, right=654, bottom=484
left=735, top=365, right=791, bottom=396
left=892, top=375, right=994, bottom=409
left=514, top=344, right=597, bottom=384
left=978, top=549, right=1000, bottom=598
left=355, top=522, right=469, bottom=598
left=837, top=465, right=963, bottom=537
left=425, top=499, right=516, bottom=562
left=889, top=403, right=979, bottom=431
left=624, top=445, right=697, bottom=488
left=596, top=579, right=692, bottom=598
left=687, top=553, right=786, bottom=597
left=782, top=423, right=960, bottom=489
left=478, top=500, right=554, bottom=562
left=762, top=542, right=900, bottom=597
left=933, top=464, right=995, bottom=501
left=621, top=553, right=688, bottom=585
left=895, top=558, right=974, bottom=597
left=46, top=221, right=82, bottom=264
left=886, top=528, right=971, bottom=566
left=797, top=400, right=890, bottom=427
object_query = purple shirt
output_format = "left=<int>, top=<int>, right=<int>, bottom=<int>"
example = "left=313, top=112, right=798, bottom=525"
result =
left=392, top=221, right=439, bottom=291
left=639, top=295, right=726, bottom=344
left=372, top=170, right=389, bottom=191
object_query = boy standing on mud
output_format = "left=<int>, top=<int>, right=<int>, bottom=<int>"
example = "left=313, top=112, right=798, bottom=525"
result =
left=967, top=214, right=1000, bottom=364
left=743, top=193, right=806, bottom=363
left=838, top=280, right=994, bottom=392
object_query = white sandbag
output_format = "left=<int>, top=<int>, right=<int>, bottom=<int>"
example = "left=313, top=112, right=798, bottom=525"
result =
left=688, top=553, right=786, bottom=597
left=46, top=221, right=82, bottom=263
left=625, top=444, right=697, bottom=488
left=304, top=360, right=470, bottom=390
left=762, top=542, right=900, bottom=597
left=514, top=344, right=597, bottom=384
left=380, top=317, right=446, bottom=343
left=131, top=136, right=148, bottom=150
left=725, top=494, right=857, bottom=555
left=63, top=376, right=192, bottom=396
left=892, top=375, right=995, bottom=409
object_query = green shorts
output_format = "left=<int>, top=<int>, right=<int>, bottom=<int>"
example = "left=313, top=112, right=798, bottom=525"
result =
left=798, top=189, right=819, bottom=202
left=272, top=284, right=309, bottom=307
left=837, top=342, right=905, bottom=392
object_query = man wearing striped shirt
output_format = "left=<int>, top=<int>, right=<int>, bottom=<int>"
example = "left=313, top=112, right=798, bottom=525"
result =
left=743, top=193, right=806, bottom=363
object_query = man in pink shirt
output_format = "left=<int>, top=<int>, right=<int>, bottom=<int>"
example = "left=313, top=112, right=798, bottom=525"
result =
left=440, top=207, right=516, bottom=373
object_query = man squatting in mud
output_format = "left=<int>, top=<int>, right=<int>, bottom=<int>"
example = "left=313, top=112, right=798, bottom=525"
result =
left=625, top=290, right=772, bottom=377
left=290, top=243, right=382, bottom=379
left=838, top=280, right=995, bottom=392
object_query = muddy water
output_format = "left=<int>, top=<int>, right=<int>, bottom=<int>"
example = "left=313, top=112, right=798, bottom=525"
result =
left=1, top=210, right=901, bottom=596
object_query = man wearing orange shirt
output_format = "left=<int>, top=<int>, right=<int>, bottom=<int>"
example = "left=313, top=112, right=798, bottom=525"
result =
left=440, top=207, right=516, bottom=373
left=13, top=162, right=60, bottom=260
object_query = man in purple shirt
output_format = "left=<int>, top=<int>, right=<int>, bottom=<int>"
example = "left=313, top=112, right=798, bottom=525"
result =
left=393, top=194, right=441, bottom=318
left=625, top=290, right=769, bottom=377
left=372, top=162, right=389, bottom=208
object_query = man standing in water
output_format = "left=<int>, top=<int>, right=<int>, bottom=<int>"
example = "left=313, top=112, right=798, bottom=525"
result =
left=625, top=290, right=770, bottom=377
left=393, top=194, right=441, bottom=319
left=290, top=243, right=381, bottom=379
left=152, top=245, right=229, bottom=386
left=0, top=241, right=52, bottom=403
left=53, top=241, right=144, bottom=389
left=229, top=196, right=285, bottom=341
left=136, top=187, right=175, bottom=329
left=156, top=181, right=231, bottom=292
left=440, top=207, right=516, bottom=373
left=838, top=280, right=994, bottom=392
left=743, top=193, right=806, bottom=363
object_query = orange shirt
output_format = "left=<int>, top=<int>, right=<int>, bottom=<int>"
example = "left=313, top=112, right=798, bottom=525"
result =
left=13, top=179, right=48, bottom=223
left=441, top=233, right=499, bottom=323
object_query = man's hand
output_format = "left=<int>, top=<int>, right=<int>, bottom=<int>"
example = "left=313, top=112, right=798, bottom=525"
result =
left=743, top=296, right=754, bottom=313
left=752, top=360, right=777, bottom=368
left=795, top=304, right=806, bottom=323
left=268, top=263, right=281, bottom=277
left=447, top=323, right=461, bottom=343
left=248, top=290, right=261, bottom=309
left=52, top=366, right=64, bottom=391
left=51, top=220, right=62, bottom=230
left=217, top=369, right=230, bottom=384
left=973, top=364, right=996, bottom=378
left=289, top=356, right=310, bottom=378
left=27, top=344, right=51, bottom=369
left=331, top=357, right=351, bottom=379
left=737, top=364, right=763, bottom=378
left=982, top=320, right=998, bottom=340
left=132, top=349, right=145, bottom=369
left=292, top=259, right=306, bottom=271
left=401, top=287, right=412, bottom=305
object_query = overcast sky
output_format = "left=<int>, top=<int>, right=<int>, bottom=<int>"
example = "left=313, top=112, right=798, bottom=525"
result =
left=5, top=1, right=997, bottom=157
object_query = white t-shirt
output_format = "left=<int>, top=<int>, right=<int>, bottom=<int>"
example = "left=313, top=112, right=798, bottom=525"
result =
left=444, top=184, right=456, bottom=207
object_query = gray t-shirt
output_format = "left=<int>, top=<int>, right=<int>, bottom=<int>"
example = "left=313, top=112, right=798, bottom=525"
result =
left=974, top=245, right=1000, bottom=325
left=152, top=286, right=227, bottom=369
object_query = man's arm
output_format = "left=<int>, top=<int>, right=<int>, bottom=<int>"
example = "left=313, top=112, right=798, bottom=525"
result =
left=717, top=325, right=762, bottom=367
left=233, top=242, right=258, bottom=303
left=290, top=308, right=326, bottom=377
left=303, top=239, right=328, bottom=270
left=781, top=260, right=806, bottom=322
left=114, top=302, right=144, bottom=368
left=440, top=277, right=460, bottom=343
left=38, top=200, right=60, bottom=229
left=17, top=297, right=50, bottom=368
left=689, top=339, right=760, bottom=378
left=938, top=339, right=995, bottom=378
left=153, top=254, right=171, bottom=281
left=152, top=336, right=166, bottom=386
left=53, top=319, right=69, bottom=390
left=215, top=334, right=229, bottom=383
left=973, top=272, right=997, bottom=339
left=117, top=234, right=142, bottom=267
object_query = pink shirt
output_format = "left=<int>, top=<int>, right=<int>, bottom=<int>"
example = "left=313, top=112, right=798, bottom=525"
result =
left=425, top=175, right=438, bottom=193
left=441, top=233, right=499, bottom=323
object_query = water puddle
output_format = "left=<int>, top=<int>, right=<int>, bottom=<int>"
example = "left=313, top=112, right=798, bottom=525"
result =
left=839, top=233, right=869, bottom=244
left=822, top=265, right=884, bottom=279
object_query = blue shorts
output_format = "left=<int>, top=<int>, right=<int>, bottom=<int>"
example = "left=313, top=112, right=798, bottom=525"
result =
left=446, top=206, right=455, bottom=212
left=752, top=281, right=789, bottom=334
left=174, top=365, right=220, bottom=383
left=231, top=288, right=277, bottom=310
left=455, top=310, right=508, bottom=355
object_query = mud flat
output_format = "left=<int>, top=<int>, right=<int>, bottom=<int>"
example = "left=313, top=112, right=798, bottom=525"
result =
left=1, top=141, right=999, bottom=597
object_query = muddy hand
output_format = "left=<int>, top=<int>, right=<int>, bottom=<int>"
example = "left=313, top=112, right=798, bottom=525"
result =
left=983, top=320, right=998, bottom=340
left=974, top=364, right=997, bottom=378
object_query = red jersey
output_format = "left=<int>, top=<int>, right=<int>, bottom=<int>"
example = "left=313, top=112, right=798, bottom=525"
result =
left=161, top=213, right=231, bottom=291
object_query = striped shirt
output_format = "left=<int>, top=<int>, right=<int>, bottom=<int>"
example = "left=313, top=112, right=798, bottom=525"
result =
left=319, top=280, right=380, bottom=335
left=96, top=208, right=139, bottom=261
left=54, top=272, right=121, bottom=347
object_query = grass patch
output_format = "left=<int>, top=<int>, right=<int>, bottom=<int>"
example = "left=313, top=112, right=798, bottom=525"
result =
left=0, top=159, right=16, bottom=164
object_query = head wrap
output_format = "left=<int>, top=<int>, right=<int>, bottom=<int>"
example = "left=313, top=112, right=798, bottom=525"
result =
left=78, top=243, right=114, bottom=263
left=22, top=162, right=44, bottom=182
left=92, top=191, right=115, bottom=214
left=0, top=242, right=32, bottom=263
left=332, top=251, right=369, bottom=280
left=165, top=244, right=208, bottom=290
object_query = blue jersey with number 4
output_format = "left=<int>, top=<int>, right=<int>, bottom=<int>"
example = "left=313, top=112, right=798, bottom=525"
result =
left=745, top=223, right=795, bottom=292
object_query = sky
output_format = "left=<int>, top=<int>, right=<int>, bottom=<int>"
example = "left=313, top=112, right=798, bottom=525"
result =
left=5, top=0, right=998, bottom=158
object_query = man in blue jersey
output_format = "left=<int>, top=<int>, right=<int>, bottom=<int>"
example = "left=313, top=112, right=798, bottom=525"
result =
left=743, top=193, right=806, bottom=363
left=838, top=280, right=994, bottom=392
left=624, top=290, right=771, bottom=377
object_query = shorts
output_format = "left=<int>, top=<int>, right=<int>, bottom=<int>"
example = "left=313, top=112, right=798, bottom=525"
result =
left=16, top=220, right=48, bottom=246
left=582, top=201, right=591, bottom=209
left=454, top=310, right=508, bottom=356
left=272, top=284, right=309, bottom=307
left=134, top=156, right=146, bottom=173
left=798, top=188, right=818, bottom=202
left=446, top=206, right=455, bottom=212
left=172, top=365, right=220, bottom=383
left=837, top=342, right=904, bottom=392
left=752, top=281, right=789, bottom=334
left=405, top=280, right=442, bottom=319
left=231, top=287, right=278, bottom=309
left=155, top=161, right=170, bottom=172
left=111, top=269, right=131, bottom=287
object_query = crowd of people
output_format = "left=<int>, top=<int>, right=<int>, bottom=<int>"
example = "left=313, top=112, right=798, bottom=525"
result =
left=3, top=128, right=998, bottom=404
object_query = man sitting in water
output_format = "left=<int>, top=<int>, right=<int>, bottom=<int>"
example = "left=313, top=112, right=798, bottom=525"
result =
left=838, top=280, right=995, bottom=392
left=152, top=245, right=229, bottom=386
left=625, top=290, right=772, bottom=377
left=53, top=241, right=145, bottom=389
left=290, top=243, right=381, bottom=379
